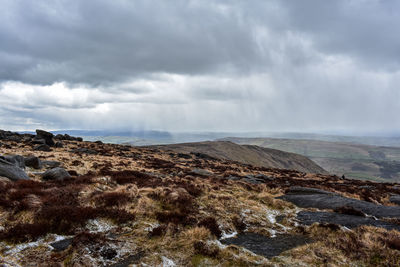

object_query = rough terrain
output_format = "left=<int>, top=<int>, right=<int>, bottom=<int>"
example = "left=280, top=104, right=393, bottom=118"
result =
left=1, top=129, right=400, bottom=266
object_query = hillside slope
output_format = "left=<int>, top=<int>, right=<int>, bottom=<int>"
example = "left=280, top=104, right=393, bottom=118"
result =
left=220, top=137, right=400, bottom=182
left=149, top=141, right=327, bottom=174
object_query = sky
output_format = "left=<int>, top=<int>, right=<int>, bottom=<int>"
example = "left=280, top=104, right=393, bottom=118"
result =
left=0, top=0, right=399, bottom=135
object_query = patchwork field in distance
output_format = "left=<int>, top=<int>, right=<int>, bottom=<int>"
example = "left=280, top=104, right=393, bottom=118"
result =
left=220, top=137, right=400, bottom=182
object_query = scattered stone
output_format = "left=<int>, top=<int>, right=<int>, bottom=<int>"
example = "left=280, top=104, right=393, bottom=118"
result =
left=109, top=251, right=144, bottom=267
left=24, top=155, right=42, bottom=169
left=0, top=158, right=30, bottom=181
left=244, top=175, right=265, bottom=184
left=34, top=144, right=52, bottom=152
left=50, top=238, right=73, bottom=252
left=101, top=247, right=118, bottom=260
left=190, top=168, right=212, bottom=177
left=35, top=129, right=55, bottom=146
left=70, top=148, right=97, bottom=154
left=3, top=155, right=25, bottom=169
left=95, top=140, right=103, bottom=144
left=221, top=233, right=312, bottom=258
left=297, top=211, right=400, bottom=231
left=177, top=153, right=191, bottom=159
left=42, top=167, right=71, bottom=181
left=42, top=160, right=61, bottom=168
left=55, top=141, right=64, bottom=148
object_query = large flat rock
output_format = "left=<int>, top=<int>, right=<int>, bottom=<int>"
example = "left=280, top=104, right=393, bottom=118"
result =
left=221, top=233, right=312, bottom=258
left=297, top=211, right=400, bottom=231
left=278, top=187, right=400, bottom=218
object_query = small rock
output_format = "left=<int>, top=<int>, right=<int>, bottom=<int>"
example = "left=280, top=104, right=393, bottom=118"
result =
left=191, top=168, right=212, bottom=177
left=42, top=160, right=61, bottom=168
left=50, top=238, right=73, bottom=252
left=34, top=144, right=52, bottom=152
left=42, top=167, right=71, bottom=181
left=24, top=155, right=42, bottom=169
left=55, top=141, right=64, bottom=148
left=101, top=247, right=117, bottom=260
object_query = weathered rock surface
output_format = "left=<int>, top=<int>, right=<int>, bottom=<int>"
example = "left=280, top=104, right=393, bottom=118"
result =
left=297, top=211, right=400, bottom=231
left=42, top=167, right=71, bottom=181
left=36, top=129, right=55, bottom=146
left=390, top=195, right=400, bottom=205
left=24, top=155, right=42, bottom=169
left=279, top=187, right=400, bottom=218
left=50, top=238, right=73, bottom=252
left=42, top=160, right=61, bottom=168
left=0, top=158, right=30, bottom=181
left=221, top=233, right=312, bottom=258
left=3, top=155, right=25, bottom=169
left=34, top=144, right=52, bottom=152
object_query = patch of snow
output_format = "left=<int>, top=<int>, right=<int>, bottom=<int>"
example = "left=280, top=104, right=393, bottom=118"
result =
left=240, top=209, right=250, bottom=217
left=276, top=223, right=291, bottom=232
left=341, top=226, right=352, bottom=232
left=264, top=209, right=280, bottom=224
left=144, top=222, right=160, bottom=232
left=220, top=230, right=238, bottom=240
left=161, top=256, right=176, bottom=267
left=268, top=229, right=277, bottom=238
left=4, top=240, right=42, bottom=255
left=86, top=218, right=114, bottom=233
left=208, top=240, right=227, bottom=249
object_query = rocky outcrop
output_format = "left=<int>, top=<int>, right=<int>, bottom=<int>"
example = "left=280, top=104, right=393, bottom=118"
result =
left=24, top=155, right=42, bottom=169
left=35, top=129, right=55, bottom=147
left=279, top=187, right=400, bottom=218
left=297, top=211, right=400, bottom=231
left=55, top=133, right=83, bottom=142
left=3, top=155, right=25, bottom=169
left=34, top=144, right=52, bottom=152
left=0, top=157, right=30, bottom=181
left=42, top=167, right=71, bottom=180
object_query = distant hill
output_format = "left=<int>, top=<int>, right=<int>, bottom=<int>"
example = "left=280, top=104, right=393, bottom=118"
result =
left=149, top=141, right=327, bottom=174
left=220, top=137, right=400, bottom=182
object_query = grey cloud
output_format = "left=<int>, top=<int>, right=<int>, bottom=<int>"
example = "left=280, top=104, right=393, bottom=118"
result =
left=281, top=0, right=400, bottom=70
left=0, top=0, right=268, bottom=86
left=0, top=0, right=399, bottom=134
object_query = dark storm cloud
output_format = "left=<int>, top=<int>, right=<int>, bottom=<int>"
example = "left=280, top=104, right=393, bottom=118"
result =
left=0, top=0, right=267, bottom=86
left=282, top=0, right=400, bottom=70
left=0, top=0, right=399, bottom=134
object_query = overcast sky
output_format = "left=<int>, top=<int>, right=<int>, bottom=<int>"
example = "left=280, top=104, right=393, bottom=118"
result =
left=1, top=0, right=399, bottom=135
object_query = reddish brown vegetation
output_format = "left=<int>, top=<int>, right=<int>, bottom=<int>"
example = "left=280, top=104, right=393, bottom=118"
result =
left=193, top=240, right=219, bottom=257
left=94, top=191, right=132, bottom=207
left=0, top=175, right=135, bottom=243
left=148, top=224, right=167, bottom=237
left=198, top=217, right=221, bottom=238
